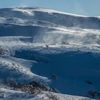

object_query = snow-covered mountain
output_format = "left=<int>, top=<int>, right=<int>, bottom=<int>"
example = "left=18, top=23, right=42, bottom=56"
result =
left=0, top=7, right=100, bottom=29
left=1, top=7, right=100, bottom=48
left=0, top=7, right=100, bottom=99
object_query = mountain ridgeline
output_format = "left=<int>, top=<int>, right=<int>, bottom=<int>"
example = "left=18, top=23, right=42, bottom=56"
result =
left=0, top=7, right=100, bottom=46
left=0, top=7, right=100, bottom=29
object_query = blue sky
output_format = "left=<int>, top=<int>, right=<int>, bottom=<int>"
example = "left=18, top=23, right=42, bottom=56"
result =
left=0, top=0, right=100, bottom=16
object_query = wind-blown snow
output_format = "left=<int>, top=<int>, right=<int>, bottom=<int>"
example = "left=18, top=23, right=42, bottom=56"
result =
left=13, top=8, right=34, bottom=16
left=13, top=7, right=87, bottom=17
left=0, top=7, right=100, bottom=99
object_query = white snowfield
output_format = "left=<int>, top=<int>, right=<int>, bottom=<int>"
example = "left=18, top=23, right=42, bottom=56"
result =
left=0, top=7, right=100, bottom=100
left=0, top=88, right=92, bottom=100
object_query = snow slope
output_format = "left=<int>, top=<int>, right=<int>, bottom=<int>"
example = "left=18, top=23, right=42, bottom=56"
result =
left=0, top=7, right=100, bottom=99
left=0, top=88, right=92, bottom=100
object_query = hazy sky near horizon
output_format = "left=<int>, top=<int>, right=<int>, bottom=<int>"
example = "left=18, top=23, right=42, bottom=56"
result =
left=0, top=0, right=100, bottom=16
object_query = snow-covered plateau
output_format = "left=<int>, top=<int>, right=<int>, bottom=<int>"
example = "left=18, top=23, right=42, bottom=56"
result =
left=0, top=7, right=100, bottom=100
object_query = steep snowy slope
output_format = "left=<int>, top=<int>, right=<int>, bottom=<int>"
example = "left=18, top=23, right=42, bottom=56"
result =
left=0, top=7, right=100, bottom=99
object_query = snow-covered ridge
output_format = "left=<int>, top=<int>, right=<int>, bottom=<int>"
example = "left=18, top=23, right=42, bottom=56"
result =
left=14, top=7, right=87, bottom=17
left=0, top=7, right=100, bottom=29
